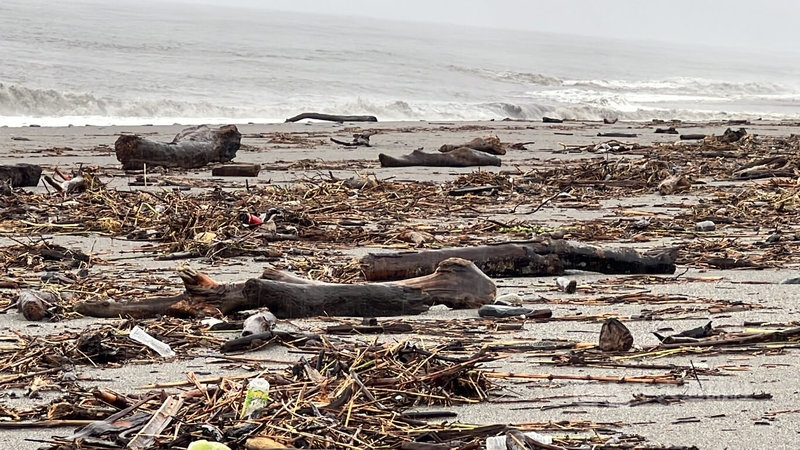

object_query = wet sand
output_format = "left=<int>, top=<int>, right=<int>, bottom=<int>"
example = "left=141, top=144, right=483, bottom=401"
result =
left=2, top=119, right=800, bottom=449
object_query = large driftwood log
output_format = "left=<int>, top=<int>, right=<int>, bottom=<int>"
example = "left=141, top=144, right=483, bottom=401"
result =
left=360, top=239, right=677, bottom=281
left=285, top=112, right=378, bottom=123
left=115, top=125, right=241, bottom=170
left=439, top=135, right=506, bottom=155
left=379, top=147, right=501, bottom=167
left=74, top=258, right=495, bottom=319
left=0, top=164, right=42, bottom=187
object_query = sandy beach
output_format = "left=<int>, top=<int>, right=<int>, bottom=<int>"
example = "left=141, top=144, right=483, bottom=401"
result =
left=2, top=118, right=800, bottom=449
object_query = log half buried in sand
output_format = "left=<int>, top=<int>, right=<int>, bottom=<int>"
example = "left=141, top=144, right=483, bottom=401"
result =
left=285, top=112, right=378, bottom=123
left=74, top=258, right=495, bottom=319
left=0, top=163, right=42, bottom=187
left=379, top=147, right=501, bottom=168
left=211, top=163, right=260, bottom=177
left=115, top=124, right=241, bottom=170
left=439, top=135, right=506, bottom=155
left=360, top=239, right=677, bottom=281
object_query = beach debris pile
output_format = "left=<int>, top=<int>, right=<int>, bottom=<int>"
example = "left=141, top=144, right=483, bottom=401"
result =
left=3, top=122, right=800, bottom=448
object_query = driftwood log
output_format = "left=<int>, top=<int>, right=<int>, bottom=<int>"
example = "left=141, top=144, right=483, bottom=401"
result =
left=379, top=147, right=501, bottom=168
left=74, top=258, right=495, bottom=319
left=439, top=135, right=505, bottom=155
left=360, top=239, right=677, bottom=281
left=211, top=163, right=260, bottom=177
left=115, top=125, right=241, bottom=170
left=0, top=164, right=42, bottom=187
left=285, top=112, right=377, bottom=123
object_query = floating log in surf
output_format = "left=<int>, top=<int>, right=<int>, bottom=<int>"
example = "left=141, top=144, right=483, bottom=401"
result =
left=0, top=163, right=42, bottom=187
left=379, top=147, right=501, bottom=167
left=114, top=124, right=241, bottom=170
left=360, top=239, right=677, bottom=281
left=439, top=135, right=506, bottom=155
left=285, top=112, right=378, bottom=123
left=74, top=258, right=495, bottom=319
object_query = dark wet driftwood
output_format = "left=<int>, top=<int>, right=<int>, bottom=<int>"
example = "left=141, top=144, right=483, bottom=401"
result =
left=0, top=163, right=42, bottom=187
left=285, top=112, right=378, bottom=123
left=211, top=163, right=260, bottom=177
left=115, top=124, right=241, bottom=170
left=379, top=147, right=501, bottom=167
left=360, top=239, right=677, bottom=281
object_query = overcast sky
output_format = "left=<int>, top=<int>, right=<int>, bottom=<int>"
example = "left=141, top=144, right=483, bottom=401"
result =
left=181, top=0, right=798, bottom=54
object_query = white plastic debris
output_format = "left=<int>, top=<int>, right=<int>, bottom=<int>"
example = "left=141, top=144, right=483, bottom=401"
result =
left=240, top=378, right=271, bottom=418
left=129, top=325, right=176, bottom=357
left=695, top=220, right=715, bottom=232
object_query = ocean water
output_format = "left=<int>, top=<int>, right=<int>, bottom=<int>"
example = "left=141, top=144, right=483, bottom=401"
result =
left=2, top=0, right=799, bottom=127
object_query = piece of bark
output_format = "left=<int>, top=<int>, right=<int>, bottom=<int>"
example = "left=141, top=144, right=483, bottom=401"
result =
left=331, top=131, right=376, bottom=147
left=720, top=127, right=747, bottom=143
left=212, top=163, right=260, bottom=177
left=658, top=174, right=691, bottom=195
left=655, top=127, right=679, bottom=134
left=598, top=318, right=633, bottom=352
left=680, top=134, right=706, bottom=140
left=478, top=305, right=552, bottom=319
left=597, top=132, right=637, bottom=138
left=0, top=164, right=42, bottom=187
left=18, top=290, right=58, bottom=321
left=75, top=258, right=495, bottom=319
left=439, top=134, right=506, bottom=155
left=115, top=124, right=241, bottom=170
left=542, top=117, right=563, bottom=123
left=360, top=239, right=676, bottom=281
left=326, top=322, right=414, bottom=334
left=448, top=185, right=503, bottom=196
left=397, top=229, right=435, bottom=247
left=285, top=112, right=377, bottom=123
left=220, top=330, right=320, bottom=353
left=379, top=147, right=501, bottom=168
left=127, top=396, right=183, bottom=450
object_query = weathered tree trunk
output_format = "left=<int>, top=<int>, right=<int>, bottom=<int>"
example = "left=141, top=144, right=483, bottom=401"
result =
left=74, top=258, right=495, bottom=319
left=0, top=164, right=42, bottom=187
left=360, top=239, right=677, bottom=281
left=115, top=125, right=241, bottom=170
left=439, top=135, right=505, bottom=155
left=285, top=112, right=377, bottom=123
left=379, top=147, right=501, bottom=167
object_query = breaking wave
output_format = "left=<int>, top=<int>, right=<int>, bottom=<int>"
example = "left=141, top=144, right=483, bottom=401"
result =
left=2, top=80, right=798, bottom=127
left=0, top=82, right=244, bottom=119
